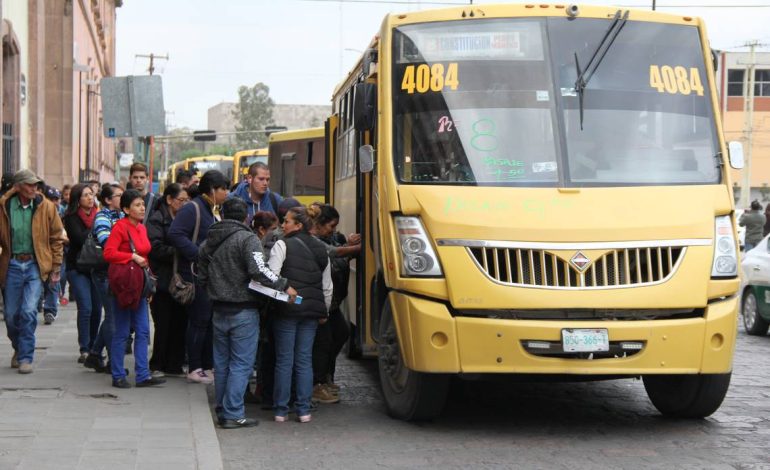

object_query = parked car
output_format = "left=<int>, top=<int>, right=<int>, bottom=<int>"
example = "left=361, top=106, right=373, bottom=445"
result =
left=740, top=234, right=770, bottom=335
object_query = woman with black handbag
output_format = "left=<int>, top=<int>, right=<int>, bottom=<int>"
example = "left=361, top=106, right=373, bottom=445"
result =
left=83, top=183, right=123, bottom=372
left=103, top=189, right=165, bottom=389
left=63, top=183, right=102, bottom=363
left=146, top=183, right=190, bottom=378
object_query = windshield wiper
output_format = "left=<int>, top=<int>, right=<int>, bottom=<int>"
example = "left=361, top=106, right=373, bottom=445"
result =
left=573, top=9, right=630, bottom=130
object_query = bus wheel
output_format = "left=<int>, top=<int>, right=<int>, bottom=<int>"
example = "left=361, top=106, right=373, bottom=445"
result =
left=346, top=321, right=363, bottom=359
left=377, top=298, right=449, bottom=421
left=643, top=373, right=731, bottom=418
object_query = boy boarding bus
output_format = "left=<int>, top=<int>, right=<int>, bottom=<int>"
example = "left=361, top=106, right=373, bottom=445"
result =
left=327, top=3, right=744, bottom=420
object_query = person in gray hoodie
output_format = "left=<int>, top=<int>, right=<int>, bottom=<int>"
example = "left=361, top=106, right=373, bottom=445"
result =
left=198, top=198, right=297, bottom=429
left=740, top=200, right=767, bottom=252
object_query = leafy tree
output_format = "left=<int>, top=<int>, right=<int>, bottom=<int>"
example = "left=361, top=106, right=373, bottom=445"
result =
left=233, top=82, right=275, bottom=147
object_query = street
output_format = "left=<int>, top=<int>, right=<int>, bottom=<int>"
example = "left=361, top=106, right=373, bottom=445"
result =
left=216, top=329, right=770, bottom=470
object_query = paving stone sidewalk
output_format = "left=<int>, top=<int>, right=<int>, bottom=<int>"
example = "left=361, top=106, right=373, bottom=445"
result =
left=0, top=303, right=222, bottom=470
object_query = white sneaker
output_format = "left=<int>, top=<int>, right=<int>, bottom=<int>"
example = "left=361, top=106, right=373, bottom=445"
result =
left=187, top=368, right=213, bottom=384
left=151, top=370, right=165, bottom=379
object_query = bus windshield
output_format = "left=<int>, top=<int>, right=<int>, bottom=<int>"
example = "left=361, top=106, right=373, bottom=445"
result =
left=391, top=17, right=720, bottom=187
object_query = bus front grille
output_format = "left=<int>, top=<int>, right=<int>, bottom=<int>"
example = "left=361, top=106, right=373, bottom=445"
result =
left=468, top=246, right=685, bottom=289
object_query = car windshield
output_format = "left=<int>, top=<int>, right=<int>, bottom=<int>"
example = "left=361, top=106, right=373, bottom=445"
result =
left=391, top=17, right=720, bottom=187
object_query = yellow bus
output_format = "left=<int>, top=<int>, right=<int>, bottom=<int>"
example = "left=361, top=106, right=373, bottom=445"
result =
left=185, top=155, right=234, bottom=185
left=233, top=148, right=268, bottom=184
left=327, top=4, right=744, bottom=420
left=268, top=127, right=325, bottom=205
left=161, top=160, right=187, bottom=192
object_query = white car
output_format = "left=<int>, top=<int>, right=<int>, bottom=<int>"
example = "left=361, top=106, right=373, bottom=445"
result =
left=739, top=234, right=770, bottom=335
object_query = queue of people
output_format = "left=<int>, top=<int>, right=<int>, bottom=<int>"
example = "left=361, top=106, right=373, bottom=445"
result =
left=1, top=161, right=361, bottom=428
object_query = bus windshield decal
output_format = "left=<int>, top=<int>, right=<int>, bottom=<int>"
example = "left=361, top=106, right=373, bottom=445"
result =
left=649, top=65, right=705, bottom=96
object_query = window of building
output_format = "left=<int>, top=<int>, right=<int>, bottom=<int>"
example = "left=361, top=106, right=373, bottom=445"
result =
left=727, top=68, right=770, bottom=97
left=727, top=69, right=744, bottom=96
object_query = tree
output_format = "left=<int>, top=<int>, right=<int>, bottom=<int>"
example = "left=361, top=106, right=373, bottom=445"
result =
left=233, top=82, right=275, bottom=148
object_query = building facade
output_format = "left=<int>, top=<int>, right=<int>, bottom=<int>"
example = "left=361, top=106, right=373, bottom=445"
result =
left=716, top=50, right=770, bottom=204
left=207, top=102, right=331, bottom=147
left=0, top=0, right=120, bottom=189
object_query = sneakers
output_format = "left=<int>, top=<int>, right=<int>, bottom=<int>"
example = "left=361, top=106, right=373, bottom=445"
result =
left=274, top=415, right=288, bottom=423
left=18, top=362, right=33, bottom=374
left=298, top=414, right=312, bottom=423
left=44, top=312, right=55, bottom=325
left=312, top=384, right=340, bottom=404
left=112, top=378, right=131, bottom=389
left=77, top=352, right=88, bottom=364
left=187, top=368, right=214, bottom=384
left=220, top=418, right=259, bottom=429
left=326, top=382, right=341, bottom=392
left=136, top=377, right=166, bottom=388
left=151, top=370, right=165, bottom=379
left=83, top=354, right=105, bottom=372
left=11, top=352, right=19, bottom=369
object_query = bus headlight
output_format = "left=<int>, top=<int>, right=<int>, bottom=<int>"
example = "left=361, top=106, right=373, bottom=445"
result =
left=711, top=216, right=738, bottom=277
left=395, top=216, right=443, bottom=277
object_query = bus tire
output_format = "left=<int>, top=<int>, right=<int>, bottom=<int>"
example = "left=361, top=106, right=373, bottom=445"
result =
left=378, top=298, right=448, bottom=421
left=741, top=290, right=770, bottom=336
left=643, top=373, right=731, bottom=418
left=346, top=321, right=363, bottom=359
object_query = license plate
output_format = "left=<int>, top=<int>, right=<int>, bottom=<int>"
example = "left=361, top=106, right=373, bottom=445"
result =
left=562, top=328, right=609, bottom=352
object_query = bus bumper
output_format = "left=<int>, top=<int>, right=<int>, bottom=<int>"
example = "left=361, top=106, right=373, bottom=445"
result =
left=389, top=292, right=738, bottom=375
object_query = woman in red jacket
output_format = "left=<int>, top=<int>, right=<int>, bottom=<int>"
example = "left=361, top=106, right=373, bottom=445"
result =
left=103, top=189, right=165, bottom=389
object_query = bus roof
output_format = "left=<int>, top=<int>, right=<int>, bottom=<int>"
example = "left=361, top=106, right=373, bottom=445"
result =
left=268, top=127, right=324, bottom=144
left=234, top=148, right=268, bottom=158
left=185, top=155, right=233, bottom=163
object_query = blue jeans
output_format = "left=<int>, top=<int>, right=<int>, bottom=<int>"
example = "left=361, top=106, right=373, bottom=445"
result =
left=89, top=270, right=115, bottom=359
left=213, top=308, right=259, bottom=420
left=3, top=259, right=43, bottom=363
left=111, top=297, right=150, bottom=382
left=68, top=269, right=102, bottom=353
left=43, top=274, right=60, bottom=316
left=272, top=316, right=318, bottom=417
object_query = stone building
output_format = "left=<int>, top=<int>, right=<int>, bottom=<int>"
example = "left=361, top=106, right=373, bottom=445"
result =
left=0, top=0, right=120, bottom=188
left=207, top=102, right=331, bottom=146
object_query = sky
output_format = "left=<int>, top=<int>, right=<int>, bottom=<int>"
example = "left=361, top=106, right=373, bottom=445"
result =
left=115, top=0, right=770, bottom=131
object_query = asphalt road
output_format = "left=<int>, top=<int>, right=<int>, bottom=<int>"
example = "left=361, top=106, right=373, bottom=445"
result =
left=214, top=329, right=770, bottom=469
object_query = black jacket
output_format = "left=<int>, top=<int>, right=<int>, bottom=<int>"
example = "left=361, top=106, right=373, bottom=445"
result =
left=279, top=231, right=329, bottom=319
left=198, top=219, right=288, bottom=312
left=146, top=202, right=176, bottom=293
left=63, top=212, right=92, bottom=273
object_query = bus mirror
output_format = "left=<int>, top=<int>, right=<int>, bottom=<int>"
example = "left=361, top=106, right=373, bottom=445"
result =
left=359, top=145, right=374, bottom=173
left=354, top=83, right=376, bottom=132
left=728, top=141, right=744, bottom=169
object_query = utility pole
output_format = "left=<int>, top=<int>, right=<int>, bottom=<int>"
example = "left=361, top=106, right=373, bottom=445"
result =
left=739, top=41, right=759, bottom=208
left=135, top=53, right=169, bottom=76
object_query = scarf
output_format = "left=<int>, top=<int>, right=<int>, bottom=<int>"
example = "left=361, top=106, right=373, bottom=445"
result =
left=77, top=207, right=96, bottom=229
left=201, top=194, right=221, bottom=221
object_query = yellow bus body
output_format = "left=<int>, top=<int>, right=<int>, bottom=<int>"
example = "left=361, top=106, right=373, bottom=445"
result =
left=233, top=148, right=268, bottom=183
left=327, top=4, right=740, bottom=419
left=268, top=127, right=325, bottom=205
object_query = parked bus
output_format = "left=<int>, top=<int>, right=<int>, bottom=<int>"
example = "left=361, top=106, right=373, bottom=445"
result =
left=233, top=148, right=268, bottom=184
left=268, top=127, right=325, bottom=205
left=161, top=160, right=187, bottom=192
left=186, top=155, right=234, bottom=184
left=327, top=4, right=744, bottom=420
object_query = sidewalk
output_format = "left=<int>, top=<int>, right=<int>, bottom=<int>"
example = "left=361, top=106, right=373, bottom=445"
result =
left=0, top=303, right=222, bottom=470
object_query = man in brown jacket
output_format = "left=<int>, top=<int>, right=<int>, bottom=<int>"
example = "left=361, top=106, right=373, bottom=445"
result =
left=0, top=169, right=64, bottom=373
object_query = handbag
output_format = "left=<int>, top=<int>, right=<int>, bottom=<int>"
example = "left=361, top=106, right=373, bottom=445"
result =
left=76, top=233, right=108, bottom=271
left=168, top=202, right=200, bottom=305
left=127, top=231, right=157, bottom=300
